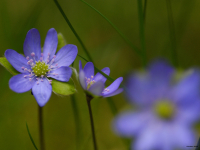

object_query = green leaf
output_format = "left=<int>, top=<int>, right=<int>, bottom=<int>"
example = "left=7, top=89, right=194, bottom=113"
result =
left=57, top=33, right=67, bottom=51
left=26, top=122, right=39, bottom=150
left=0, top=57, right=19, bottom=75
left=52, top=79, right=76, bottom=96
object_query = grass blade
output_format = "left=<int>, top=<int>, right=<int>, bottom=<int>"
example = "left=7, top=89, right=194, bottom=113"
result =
left=80, top=0, right=142, bottom=57
left=26, top=123, right=39, bottom=150
left=70, top=94, right=82, bottom=150
left=166, top=0, right=178, bottom=67
left=137, top=0, right=147, bottom=67
left=53, top=0, right=94, bottom=63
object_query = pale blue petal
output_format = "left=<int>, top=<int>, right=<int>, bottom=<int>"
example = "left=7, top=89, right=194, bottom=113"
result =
left=48, top=66, right=72, bottom=82
left=83, top=62, right=94, bottom=79
left=79, top=70, right=87, bottom=90
left=43, top=28, right=58, bottom=61
left=9, top=74, right=35, bottom=93
left=23, top=28, right=41, bottom=61
left=79, top=60, right=82, bottom=71
left=53, top=44, right=78, bottom=67
left=102, top=77, right=123, bottom=97
left=5, top=49, right=31, bottom=73
left=93, top=67, right=110, bottom=83
left=88, top=81, right=104, bottom=96
left=103, top=88, right=123, bottom=97
left=32, top=78, right=52, bottom=107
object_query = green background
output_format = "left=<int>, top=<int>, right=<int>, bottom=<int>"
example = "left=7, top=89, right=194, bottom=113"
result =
left=0, top=0, right=199, bottom=149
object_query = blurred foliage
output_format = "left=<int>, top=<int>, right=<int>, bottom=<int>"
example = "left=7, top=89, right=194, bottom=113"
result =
left=0, top=0, right=200, bottom=149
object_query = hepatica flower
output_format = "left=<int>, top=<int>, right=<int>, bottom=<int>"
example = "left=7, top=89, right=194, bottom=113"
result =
left=79, top=60, right=123, bottom=97
left=113, top=60, right=200, bottom=150
left=5, top=28, right=78, bottom=107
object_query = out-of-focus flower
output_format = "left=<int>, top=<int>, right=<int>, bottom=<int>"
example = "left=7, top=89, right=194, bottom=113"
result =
left=79, top=60, right=123, bottom=97
left=5, top=28, right=78, bottom=107
left=113, top=60, right=200, bottom=150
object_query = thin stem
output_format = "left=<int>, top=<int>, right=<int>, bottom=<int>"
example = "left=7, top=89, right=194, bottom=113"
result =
left=80, top=0, right=142, bottom=57
left=70, top=95, right=81, bottom=150
left=137, top=0, right=147, bottom=67
left=166, top=0, right=178, bottom=67
left=86, top=95, right=97, bottom=150
left=38, top=106, right=45, bottom=150
left=53, top=0, right=94, bottom=63
left=143, top=0, right=147, bottom=22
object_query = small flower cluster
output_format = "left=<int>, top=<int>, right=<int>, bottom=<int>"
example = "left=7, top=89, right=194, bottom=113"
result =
left=4, top=28, right=123, bottom=107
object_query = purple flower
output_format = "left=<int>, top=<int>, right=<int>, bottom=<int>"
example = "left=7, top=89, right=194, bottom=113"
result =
left=79, top=60, right=123, bottom=97
left=5, top=28, right=78, bottom=107
left=113, top=60, right=200, bottom=150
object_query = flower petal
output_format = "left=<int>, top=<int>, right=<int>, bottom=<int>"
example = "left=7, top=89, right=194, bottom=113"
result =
left=43, top=28, right=58, bottom=61
left=9, top=74, right=35, bottom=93
left=83, top=62, right=94, bottom=79
left=5, top=49, right=31, bottom=73
left=79, top=70, right=87, bottom=90
left=93, top=67, right=110, bottom=83
left=134, top=123, right=162, bottom=150
left=113, top=111, right=151, bottom=137
left=103, top=88, right=123, bottom=97
left=23, top=28, right=41, bottom=61
left=88, top=81, right=104, bottom=96
left=172, top=69, right=200, bottom=103
left=172, top=124, right=196, bottom=149
left=102, top=77, right=123, bottom=97
left=79, top=60, right=82, bottom=71
left=124, top=72, right=162, bottom=106
left=48, top=66, right=72, bottom=82
left=148, top=60, right=174, bottom=90
left=32, top=78, right=52, bottom=107
left=53, top=44, right=78, bottom=67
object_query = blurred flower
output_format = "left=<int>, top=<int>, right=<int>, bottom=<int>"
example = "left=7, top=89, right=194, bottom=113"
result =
left=79, top=60, right=123, bottom=97
left=113, top=60, right=200, bottom=150
left=5, top=28, right=78, bottom=107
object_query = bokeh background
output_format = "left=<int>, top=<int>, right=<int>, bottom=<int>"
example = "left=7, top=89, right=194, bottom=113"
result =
left=0, top=0, right=200, bottom=149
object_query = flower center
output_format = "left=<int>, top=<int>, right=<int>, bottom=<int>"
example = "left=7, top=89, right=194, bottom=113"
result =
left=21, top=52, right=59, bottom=85
left=154, top=100, right=175, bottom=120
left=86, top=76, right=95, bottom=89
left=32, top=61, right=50, bottom=77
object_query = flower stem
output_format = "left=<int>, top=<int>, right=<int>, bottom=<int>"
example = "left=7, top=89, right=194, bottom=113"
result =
left=86, top=95, right=97, bottom=150
left=38, top=105, right=45, bottom=150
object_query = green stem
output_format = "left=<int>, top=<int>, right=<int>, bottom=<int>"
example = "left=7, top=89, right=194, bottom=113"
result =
left=137, top=0, right=147, bottom=67
left=80, top=0, right=142, bottom=57
left=53, top=0, right=94, bottom=63
left=70, top=95, right=81, bottom=150
left=166, top=0, right=178, bottom=67
left=143, top=0, right=147, bottom=22
left=86, top=95, right=97, bottom=150
left=38, top=106, right=45, bottom=150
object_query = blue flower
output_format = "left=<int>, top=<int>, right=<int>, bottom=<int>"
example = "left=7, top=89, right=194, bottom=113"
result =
left=79, top=60, right=123, bottom=97
left=5, top=28, right=78, bottom=107
left=113, top=60, right=200, bottom=150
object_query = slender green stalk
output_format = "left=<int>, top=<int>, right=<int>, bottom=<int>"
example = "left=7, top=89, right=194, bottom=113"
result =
left=166, top=0, right=178, bottom=67
left=26, top=123, right=39, bottom=150
left=53, top=0, right=94, bottom=63
left=80, top=0, right=142, bottom=57
left=70, top=95, right=81, bottom=150
left=107, top=97, right=118, bottom=115
left=137, top=0, right=147, bottom=67
left=86, top=95, right=98, bottom=150
left=143, top=0, right=148, bottom=22
left=38, top=106, right=45, bottom=150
